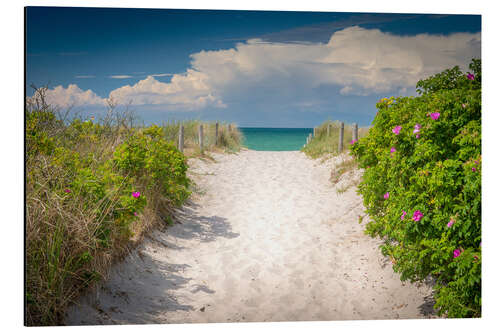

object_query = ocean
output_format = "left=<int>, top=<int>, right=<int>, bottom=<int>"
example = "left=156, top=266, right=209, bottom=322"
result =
left=239, top=127, right=313, bottom=151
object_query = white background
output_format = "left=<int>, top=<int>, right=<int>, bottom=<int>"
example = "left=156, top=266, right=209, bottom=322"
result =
left=2, top=0, right=498, bottom=332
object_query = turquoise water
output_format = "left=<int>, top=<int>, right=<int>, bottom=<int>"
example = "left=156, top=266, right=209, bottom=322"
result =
left=240, top=127, right=313, bottom=151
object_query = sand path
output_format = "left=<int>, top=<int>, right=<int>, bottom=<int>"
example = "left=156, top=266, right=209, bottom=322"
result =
left=65, top=150, right=435, bottom=325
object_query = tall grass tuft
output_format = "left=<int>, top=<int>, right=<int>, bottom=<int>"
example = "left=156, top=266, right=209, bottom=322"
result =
left=301, top=120, right=369, bottom=158
left=160, top=120, right=242, bottom=155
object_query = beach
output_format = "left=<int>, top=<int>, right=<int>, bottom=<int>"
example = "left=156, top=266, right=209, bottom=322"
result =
left=65, top=150, right=435, bottom=325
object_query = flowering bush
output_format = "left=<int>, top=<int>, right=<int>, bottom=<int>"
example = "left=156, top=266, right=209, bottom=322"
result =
left=351, top=59, right=481, bottom=318
left=112, top=125, right=190, bottom=206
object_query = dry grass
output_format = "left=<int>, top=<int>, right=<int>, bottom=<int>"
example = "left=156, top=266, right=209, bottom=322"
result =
left=161, top=120, right=242, bottom=156
left=330, top=157, right=359, bottom=184
left=301, top=120, right=369, bottom=159
left=329, top=155, right=362, bottom=193
left=26, top=133, right=131, bottom=325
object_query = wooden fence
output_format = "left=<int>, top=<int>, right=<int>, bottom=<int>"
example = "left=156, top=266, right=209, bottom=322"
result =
left=306, top=122, right=359, bottom=153
left=177, top=122, right=232, bottom=152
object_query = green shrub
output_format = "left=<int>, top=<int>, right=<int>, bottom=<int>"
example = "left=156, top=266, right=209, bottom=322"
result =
left=26, top=106, right=191, bottom=325
left=112, top=125, right=190, bottom=205
left=351, top=59, right=481, bottom=318
left=26, top=109, right=60, bottom=156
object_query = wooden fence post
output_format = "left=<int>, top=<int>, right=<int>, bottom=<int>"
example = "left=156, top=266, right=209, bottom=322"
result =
left=215, top=122, right=219, bottom=146
left=199, top=124, right=204, bottom=152
left=352, top=123, right=358, bottom=142
left=313, top=127, right=317, bottom=137
left=178, top=125, right=184, bottom=153
left=327, top=124, right=331, bottom=137
left=228, top=124, right=231, bottom=133
left=338, top=122, right=344, bottom=153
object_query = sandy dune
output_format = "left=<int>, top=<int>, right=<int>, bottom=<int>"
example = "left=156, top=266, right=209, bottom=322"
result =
left=65, top=150, right=436, bottom=325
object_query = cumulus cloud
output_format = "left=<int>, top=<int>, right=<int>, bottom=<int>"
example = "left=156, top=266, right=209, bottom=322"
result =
left=32, top=26, right=481, bottom=112
left=108, top=72, right=226, bottom=110
left=317, top=27, right=480, bottom=94
left=39, top=84, right=106, bottom=108
left=186, top=26, right=480, bottom=98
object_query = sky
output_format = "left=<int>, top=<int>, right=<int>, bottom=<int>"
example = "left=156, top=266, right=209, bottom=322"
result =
left=25, top=7, right=481, bottom=127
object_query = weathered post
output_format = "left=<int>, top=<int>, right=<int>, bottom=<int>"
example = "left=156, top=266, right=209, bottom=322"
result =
left=352, top=123, right=358, bottom=142
left=327, top=124, right=331, bottom=137
left=178, top=125, right=184, bottom=153
left=198, top=124, right=204, bottom=152
left=313, top=127, right=317, bottom=137
left=228, top=124, right=231, bottom=133
left=215, top=122, right=219, bottom=146
left=338, top=122, right=344, bottom=153
left=308, top=133, right=312, bottom=144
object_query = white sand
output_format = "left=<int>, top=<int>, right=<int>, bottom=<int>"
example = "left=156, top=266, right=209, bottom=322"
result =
left=65, top=150, right=436, bottom=325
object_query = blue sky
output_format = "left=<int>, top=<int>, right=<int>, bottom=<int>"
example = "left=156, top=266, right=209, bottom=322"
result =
left=26, top=7, right=481, bottom=127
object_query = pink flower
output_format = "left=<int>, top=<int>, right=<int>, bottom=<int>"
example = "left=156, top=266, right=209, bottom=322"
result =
left=64, top=188, right=71, bottom=193
left=415, top=134, right=420, bottom=139
left=132, top=191, right=141, bottom=198
left=392, top=125, right=402, bottom=135
left=350, top=139, right=358, bottom=145
left=472, top=167, right=477, bottom=172
left=412, top=210, right=423, bottom=222
left=447, top=220, right=455, bottom=228
left=429, top=112, right=440, bottom=120
left=467, top=73, right=475, bottom=80
left=453, top=249, right=462, bottom=258
left=401, top=210, right=407, bottom=220
left=134, top=212, right=138, bottom=216
left=390, top=147, right=396, bottom=154
left=413, top=123, right=421, bottom=134
left=383, top=192, right=390, bottom=200
left=462, top=103, right=466, bottom=109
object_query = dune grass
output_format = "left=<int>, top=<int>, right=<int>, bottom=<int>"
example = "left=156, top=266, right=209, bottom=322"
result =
left=25, top=88, right=242, bottom=326
left=301, top=120, right=369, bottom=159
left=161, top=120, right=242, bottom=156
left=330, top=157, right=359, bottom=185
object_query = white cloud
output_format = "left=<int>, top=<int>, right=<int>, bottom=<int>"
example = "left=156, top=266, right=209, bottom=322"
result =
left=39, top=84, right=106, bottom=108
left=108, top=72, right=226, bottom=110
left=31, top=27, right=481, bottom=112
left=340, top=86, right=354, bottom=95
left=108, top=75, right=133, bottom=79
left=75, top=75, right=96, bottom=79
left=185, top=26, right=480, bottom=98
left=318, top=27, right=480, bottom=94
